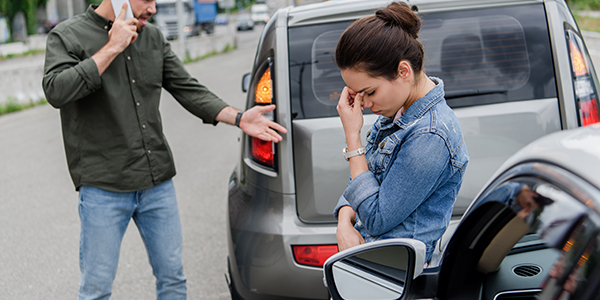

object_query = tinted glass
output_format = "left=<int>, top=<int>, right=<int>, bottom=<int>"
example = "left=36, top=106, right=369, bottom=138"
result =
left=287, top=3, right=557, bottom=119
left=449, top=163, right=600, bottom=300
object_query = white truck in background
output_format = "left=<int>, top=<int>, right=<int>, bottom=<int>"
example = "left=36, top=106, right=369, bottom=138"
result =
left=153, top=0, right=217, bottom=40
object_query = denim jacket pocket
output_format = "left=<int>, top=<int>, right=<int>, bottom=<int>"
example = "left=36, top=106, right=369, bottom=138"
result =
left=368, top=137, right=400, bottom=175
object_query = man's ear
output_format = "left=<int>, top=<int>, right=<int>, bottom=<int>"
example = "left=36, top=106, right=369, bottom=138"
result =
left=398, top=60, right=412, bottom=81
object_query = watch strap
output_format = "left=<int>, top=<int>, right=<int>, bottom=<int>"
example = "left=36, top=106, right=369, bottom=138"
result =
left=235, top=111, right=243, bottom=128
left=343, top=146, right=366, bottom=161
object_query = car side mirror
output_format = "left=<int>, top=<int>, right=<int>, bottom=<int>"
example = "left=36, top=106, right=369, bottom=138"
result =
left=323, top=239, right=426, bottom=300
left=242, top=73, right=251, bottom=93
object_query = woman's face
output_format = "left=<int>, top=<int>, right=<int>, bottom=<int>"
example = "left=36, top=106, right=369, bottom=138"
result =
left=341, top=66, right=412, bottom=118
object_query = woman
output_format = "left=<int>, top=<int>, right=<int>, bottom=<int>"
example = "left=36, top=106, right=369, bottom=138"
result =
left=334, top=2, right=469, bottom=262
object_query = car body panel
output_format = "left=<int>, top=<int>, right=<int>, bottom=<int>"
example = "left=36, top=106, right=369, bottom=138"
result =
left=293, top=115, right=378, bottom=223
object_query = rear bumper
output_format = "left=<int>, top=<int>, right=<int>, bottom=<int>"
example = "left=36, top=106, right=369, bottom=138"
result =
left=227, top=172, right=336, bottom=300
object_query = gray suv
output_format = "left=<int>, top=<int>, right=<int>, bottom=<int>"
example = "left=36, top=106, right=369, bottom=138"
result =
left=226, top=0, right=600, bottom=299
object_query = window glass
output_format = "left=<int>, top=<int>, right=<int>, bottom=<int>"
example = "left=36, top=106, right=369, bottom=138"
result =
left=422, top=15, right=530, bottom=95
left=288, top=3, right=556, bottom=119
left=464, top=166, right=600, bottom=300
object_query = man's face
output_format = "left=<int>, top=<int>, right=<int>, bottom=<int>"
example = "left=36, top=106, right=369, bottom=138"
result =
left=129, top=0, right=156, bottom=32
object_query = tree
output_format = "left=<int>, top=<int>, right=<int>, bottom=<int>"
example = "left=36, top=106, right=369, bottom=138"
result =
left=0, top=0, right=48, bottom=37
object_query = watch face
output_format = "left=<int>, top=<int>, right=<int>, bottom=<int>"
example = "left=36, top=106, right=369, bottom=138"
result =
left=343, top=148, right=349, bottom=161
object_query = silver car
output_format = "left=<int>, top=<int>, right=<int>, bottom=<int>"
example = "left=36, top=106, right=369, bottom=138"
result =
left=227, top=0, right=600, bottom=299
left=324, top=124, right=600, bottom=300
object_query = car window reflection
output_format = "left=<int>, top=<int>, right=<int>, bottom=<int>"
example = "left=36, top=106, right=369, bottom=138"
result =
left=470, top=174, right=600, bottom=299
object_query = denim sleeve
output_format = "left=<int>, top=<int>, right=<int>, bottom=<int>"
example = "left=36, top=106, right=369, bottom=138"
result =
left=333, top=194, right=352, bottom=220
left=343, top=132, right=451, bottom=236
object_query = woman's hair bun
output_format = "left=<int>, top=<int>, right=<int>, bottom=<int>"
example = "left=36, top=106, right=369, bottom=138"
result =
left=375, top=2, right=421, bottom=39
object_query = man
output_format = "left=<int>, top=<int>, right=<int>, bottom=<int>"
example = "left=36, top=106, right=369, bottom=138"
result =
left=42, top=0, right=286, bottom=299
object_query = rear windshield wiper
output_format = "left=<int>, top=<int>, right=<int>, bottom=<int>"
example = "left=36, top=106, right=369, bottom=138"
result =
left=445, top=88, right=508, bottom=99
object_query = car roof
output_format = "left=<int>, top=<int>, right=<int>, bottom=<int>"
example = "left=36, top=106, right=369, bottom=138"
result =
left=286, top=0, right=545, bottom=27
left=495, top=124, right=600, bottom=189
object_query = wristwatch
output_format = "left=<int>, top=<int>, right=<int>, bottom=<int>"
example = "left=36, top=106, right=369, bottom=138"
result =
left=343, top=147, right=366, bottom=161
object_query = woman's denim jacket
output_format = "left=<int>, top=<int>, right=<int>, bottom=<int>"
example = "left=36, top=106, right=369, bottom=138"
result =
left=334, top=78, right=469, bottom=262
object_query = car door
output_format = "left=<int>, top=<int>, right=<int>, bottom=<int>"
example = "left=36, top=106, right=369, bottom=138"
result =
left=437, top=161, right=600, bottom=300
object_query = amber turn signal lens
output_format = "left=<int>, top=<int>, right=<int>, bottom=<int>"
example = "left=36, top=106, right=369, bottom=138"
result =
left=255, top=68, right=272, bottom=104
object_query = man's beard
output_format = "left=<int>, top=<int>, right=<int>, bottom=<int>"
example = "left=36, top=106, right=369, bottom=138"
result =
left=136, top=13, right=152, bottom=33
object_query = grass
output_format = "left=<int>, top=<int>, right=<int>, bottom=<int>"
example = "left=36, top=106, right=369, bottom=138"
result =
left=573, top=12, right=600, bottom=33
left=0, top=97, right=48, bottom=116
left=0, top=49, right=46, bottom=61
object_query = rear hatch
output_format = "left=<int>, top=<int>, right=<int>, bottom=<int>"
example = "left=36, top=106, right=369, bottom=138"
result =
left=289, top=3, right=561, bottom=223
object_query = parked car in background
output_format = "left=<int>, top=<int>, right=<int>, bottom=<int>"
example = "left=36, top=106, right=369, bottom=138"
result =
left=227, top=0, right=600, bottom=299
left=250, top=3, right=270, bottom=24
left=236, top=14, right=254, bottom=31
left=215, top=13, right=229, bottom=25
left=324, top=124, right=600, bottom=300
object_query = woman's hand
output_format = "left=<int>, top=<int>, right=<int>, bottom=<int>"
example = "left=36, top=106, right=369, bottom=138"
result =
left=336, top=206, right=365, bottom=251
left=337, top=87, right=364, bottom=143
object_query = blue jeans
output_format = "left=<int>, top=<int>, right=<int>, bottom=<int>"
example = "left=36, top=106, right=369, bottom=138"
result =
left=77, top=179, right=186, bottom=300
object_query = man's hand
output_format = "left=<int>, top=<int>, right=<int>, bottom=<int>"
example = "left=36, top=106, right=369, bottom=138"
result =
left=239, top=105, right=287, bottom=142
left=108, top=3, right=139, bottom=51
left=336, top=206, right=365, bottom=251
left=92, top=3, right=139, bottom=76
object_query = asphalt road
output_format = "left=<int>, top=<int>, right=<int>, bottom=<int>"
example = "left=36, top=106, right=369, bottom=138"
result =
left=0, top=24, right=264, bottom=299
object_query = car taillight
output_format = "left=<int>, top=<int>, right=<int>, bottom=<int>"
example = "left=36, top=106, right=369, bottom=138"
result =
left=248, top=58, right=276, bottom=169
left=255, top=68, right=272, bottom=104
left=292, top=245, right=338, bottom=267
left=567, top=31, right=600, bottom=126
left=251, top=137, right=274, bottom=166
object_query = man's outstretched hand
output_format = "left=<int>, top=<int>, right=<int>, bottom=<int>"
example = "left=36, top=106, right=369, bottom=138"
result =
left=239, top=105, right=287, bottom=142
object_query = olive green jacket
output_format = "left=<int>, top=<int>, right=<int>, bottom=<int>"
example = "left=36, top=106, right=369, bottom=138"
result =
left=43, top=5, right=228, bottom=192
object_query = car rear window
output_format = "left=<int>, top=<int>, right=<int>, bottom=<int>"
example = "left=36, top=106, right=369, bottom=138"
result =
left=288, top=3, right=557, bottom=119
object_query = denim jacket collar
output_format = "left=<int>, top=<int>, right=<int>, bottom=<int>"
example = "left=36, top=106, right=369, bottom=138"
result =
left=376, top=77, right=445, bottom=131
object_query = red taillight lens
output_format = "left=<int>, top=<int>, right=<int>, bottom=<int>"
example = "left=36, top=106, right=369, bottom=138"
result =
left=251, top=137, right=274, bottom=166
left=581, top=98, right=600, bottom=126
left=292, top=245, right=338, bottom=267
left=567, top=31, right=600, bottom=126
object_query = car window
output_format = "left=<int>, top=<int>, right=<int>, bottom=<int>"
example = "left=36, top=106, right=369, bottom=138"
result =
left=288, top=3, right=556, bottom=119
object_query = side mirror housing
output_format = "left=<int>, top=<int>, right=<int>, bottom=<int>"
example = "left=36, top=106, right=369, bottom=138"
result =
left=323, top=239, right=427, bottom=300
left=241, top=73, right=251, bottom=93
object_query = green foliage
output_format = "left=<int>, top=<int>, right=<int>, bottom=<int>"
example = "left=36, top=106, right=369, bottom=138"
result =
left=567, top=0, right=600, bottom=10
left=0, top=0, right=48, bottom=35
left=4, top=97, right=22, bottom=114
left=0, top=97, right=47, bottom=116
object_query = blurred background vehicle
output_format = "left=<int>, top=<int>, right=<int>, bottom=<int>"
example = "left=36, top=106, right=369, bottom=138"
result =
left=215, top=13, right=229, bottom=25
left=236, top=14, right=254, bottom=31
left=250, top=3, right=270, bottom=24
left=154, top=0, right=217, bottom=39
